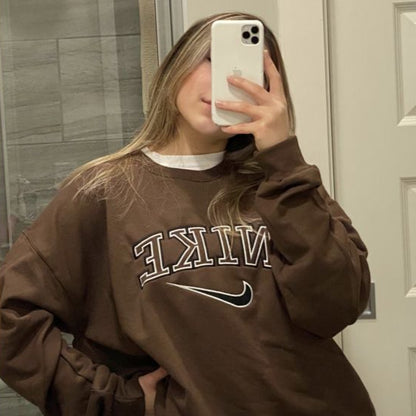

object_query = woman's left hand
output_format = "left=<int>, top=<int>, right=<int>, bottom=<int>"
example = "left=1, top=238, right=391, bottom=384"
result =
left=216, top=50, right=290, bottom=151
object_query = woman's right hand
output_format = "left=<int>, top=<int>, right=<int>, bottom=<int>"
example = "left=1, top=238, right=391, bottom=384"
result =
left=138, top=366, right=169, bottom=415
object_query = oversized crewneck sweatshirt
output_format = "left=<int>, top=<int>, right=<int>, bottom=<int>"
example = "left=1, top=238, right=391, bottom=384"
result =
left=0, top=136, right=376, bottom=415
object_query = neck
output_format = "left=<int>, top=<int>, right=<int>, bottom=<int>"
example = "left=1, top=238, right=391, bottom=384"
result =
left=154, top=139, right=225, bottom=155
left=150, top=120, right=231, bottom=155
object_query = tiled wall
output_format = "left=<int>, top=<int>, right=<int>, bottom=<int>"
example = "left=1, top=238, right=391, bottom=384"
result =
left=0, top=0, right=144, bottom=242
left=0, top=0, right=146, bottom=413
left=0, top=114, right=8, bottom=262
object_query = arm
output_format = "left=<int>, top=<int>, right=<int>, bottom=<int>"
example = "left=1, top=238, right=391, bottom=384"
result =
left=253, top=136, right=371, bottom=339
left=0, top=181, right=146, bottom=415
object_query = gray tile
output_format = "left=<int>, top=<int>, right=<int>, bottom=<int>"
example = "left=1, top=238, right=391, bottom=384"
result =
left=102, top=81, right=125, bottom=141
left=59, top=37, right=112, bottom=141
left=62, top=83, right=106, bottom=142
left=0, top=0, right=12, bottom=42
left=59, top=35, right=141, bottom=86
left=101, top=35, right=141, bottom=81
left=59, top=36, right=143, bottom=142
left=0, top=124, right=9, bottom=257
left=0, top=387, right=41, bottom=416
left=97, top=0, right=140, bottom=36
left=117, top=78, right=145, bottom=136
left=7, top=139, right=124, bottom=232
left=7, top=139, right=114, bottom=190
left=4, top=101, right=62, bottom=145
left=1, top=39, right=58, bottom=72
left=0, top=0, right=140, bottom=41
left=59, top=37, right=104, bottom=87
left=1, top=41, right=62, bottom=144
left=0, top=380, right=40, bottom=415
left=103, top=78, right=144, bottom=140
left=0, top=0, right=100, bottom=41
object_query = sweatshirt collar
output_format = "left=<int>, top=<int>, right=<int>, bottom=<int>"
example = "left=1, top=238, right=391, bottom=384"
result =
left=140, top=147, right=228, bottom=182
left=141, top=147, right=225, bottom=170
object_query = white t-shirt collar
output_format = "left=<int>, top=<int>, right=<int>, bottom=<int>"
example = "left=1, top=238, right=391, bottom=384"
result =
left=141, top=147, right=226, bottom=171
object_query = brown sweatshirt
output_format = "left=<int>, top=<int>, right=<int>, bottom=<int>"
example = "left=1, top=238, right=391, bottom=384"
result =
left=0, top=136, right=376, bottom=415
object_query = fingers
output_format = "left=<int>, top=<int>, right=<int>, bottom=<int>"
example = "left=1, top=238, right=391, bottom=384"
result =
left=226, top=75, right=267, bottom=104
left=220, top=121, right=256, bottom=136
left=215, top=99, right=259, bottom=118
left=139, top=367, right=168, bottom=387
left=138, top=367, right=169, bottom=416
left=216, top=51, right=288, bottom=141
left=150, top=366, right=168, bottom=382
left=227, top=51, right=286, bottom=104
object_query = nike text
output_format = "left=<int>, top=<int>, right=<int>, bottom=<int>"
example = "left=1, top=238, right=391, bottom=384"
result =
left=132, top=224, right=272, bottom=288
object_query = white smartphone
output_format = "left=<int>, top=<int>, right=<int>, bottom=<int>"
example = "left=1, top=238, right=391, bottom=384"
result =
left=211, top=20, right=264, bottom=126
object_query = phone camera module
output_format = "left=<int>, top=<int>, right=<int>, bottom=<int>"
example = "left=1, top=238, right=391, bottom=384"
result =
left=241, top=24, right=261, bottom=44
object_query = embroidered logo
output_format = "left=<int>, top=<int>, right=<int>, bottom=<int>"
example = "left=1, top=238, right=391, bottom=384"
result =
left=132, top=224, right=272, bottom=288
left=166, top=280, right=253, bottom=308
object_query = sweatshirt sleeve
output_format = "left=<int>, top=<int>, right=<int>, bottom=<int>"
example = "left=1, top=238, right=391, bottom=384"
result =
left=0, top=179, right=146, bottom=415
left=253, top=136, right=371, bottom=339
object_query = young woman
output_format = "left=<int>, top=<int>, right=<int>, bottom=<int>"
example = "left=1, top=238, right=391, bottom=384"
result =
left=0, top=12, right=375, bottom=416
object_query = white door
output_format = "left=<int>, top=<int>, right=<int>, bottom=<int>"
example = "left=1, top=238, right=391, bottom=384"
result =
left=328, top=1, right=416, bottom=414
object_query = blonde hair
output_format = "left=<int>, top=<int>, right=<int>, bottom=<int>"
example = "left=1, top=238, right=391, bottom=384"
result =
left=62, top=12, right=296, bottom=233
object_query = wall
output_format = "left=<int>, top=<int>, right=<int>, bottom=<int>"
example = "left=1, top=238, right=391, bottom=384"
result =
left=0, top=0, right=144, bottom=243
left=183, top=0, right=278, bottom=34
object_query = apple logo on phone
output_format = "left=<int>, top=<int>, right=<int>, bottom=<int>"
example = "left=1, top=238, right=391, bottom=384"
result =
left=232, top=68, right=242, bottom=77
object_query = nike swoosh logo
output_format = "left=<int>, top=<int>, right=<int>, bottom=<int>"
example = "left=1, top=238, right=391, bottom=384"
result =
left=166, top=280, right=253, bottom=308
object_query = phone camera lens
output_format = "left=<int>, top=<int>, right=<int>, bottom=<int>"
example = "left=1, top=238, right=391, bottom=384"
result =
left=251, top=26, right=259, bottom=34
left=242, top=31, right=250, bottom=39
left=251, top=36, right=259, bottom=44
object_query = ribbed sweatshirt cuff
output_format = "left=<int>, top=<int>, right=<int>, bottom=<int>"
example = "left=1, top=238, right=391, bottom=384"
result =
left=253, top=136, right=309, bottom=179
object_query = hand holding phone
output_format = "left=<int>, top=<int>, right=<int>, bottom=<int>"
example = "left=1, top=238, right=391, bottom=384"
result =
left=211, top=20, right=264, bottom=126
left=211, top=21, right=291, bottom=150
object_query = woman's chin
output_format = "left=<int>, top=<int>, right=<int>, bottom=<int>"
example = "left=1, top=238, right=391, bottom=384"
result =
left=177, top=116, right=233, bottom=141
left=199, top=123, right=233, bottom=139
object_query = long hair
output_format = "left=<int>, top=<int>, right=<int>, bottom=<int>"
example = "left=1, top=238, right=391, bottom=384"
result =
left=62, top=12, right=296, bottom=233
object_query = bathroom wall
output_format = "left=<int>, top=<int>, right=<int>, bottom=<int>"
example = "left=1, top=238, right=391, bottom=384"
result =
left=0, top=0, right=144, bottom=246
left=0, top=110, right=8, bottom=261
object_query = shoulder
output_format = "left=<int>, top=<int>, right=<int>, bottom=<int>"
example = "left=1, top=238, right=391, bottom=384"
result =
left=24, top=167, right=108, bottom=247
